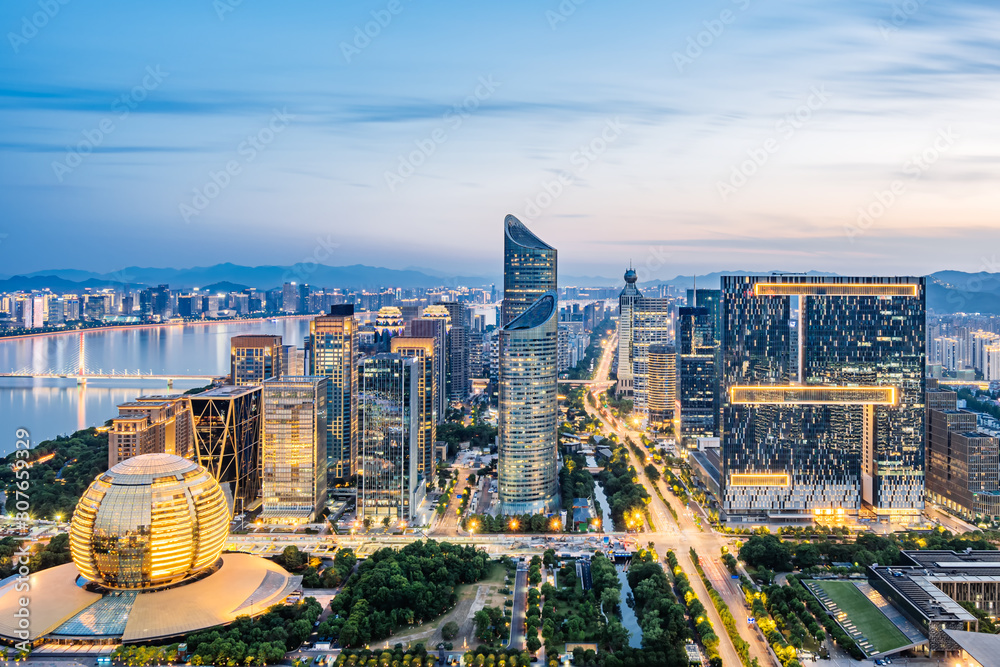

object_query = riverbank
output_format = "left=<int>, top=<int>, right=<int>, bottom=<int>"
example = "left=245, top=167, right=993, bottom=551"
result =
left=0, top=313, right=316, bottom=342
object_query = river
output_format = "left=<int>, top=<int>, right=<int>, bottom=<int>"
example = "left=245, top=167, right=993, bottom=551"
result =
left=0, top=318, right=313, bottom=455
left=617, top=565, right=644, bottom=648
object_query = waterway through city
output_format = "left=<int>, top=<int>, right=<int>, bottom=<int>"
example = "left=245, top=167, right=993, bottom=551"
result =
left=616, top=566, right=644, bottom=648
left=0, top=318, right=313, bottom=454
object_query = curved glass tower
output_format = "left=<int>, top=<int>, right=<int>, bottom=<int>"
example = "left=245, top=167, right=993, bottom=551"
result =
left=499, top=291, right=560, bottom=514
left=502, top=214, right=557, bottom=327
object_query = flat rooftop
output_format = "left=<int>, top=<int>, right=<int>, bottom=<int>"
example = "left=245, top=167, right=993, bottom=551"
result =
left=191, top=385, right=260, bottom=398
left=869, top=566, right=977, bottom=624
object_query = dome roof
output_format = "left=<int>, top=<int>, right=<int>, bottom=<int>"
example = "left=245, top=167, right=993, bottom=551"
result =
left=624, top=268, right=638, bottom=284
left=69, top=454, right=229, bottom=591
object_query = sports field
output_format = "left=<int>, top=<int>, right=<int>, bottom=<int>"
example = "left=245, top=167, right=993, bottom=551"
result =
left=812, top=581, right=910, bottom=655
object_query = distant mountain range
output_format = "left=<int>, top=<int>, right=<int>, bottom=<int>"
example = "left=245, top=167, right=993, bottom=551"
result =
left=2, top=264, right=1000, bottom=314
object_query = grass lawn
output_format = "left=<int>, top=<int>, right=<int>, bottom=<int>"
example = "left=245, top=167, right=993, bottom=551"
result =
left=814, top=581, right=910, bottom=654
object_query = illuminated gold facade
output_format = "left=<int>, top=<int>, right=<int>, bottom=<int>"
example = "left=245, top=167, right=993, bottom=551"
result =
left=69, top=453, right=229, bottom=591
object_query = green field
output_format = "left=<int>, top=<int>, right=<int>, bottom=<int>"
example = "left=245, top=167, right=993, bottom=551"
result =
left=813, top=581, right=910, bottom=654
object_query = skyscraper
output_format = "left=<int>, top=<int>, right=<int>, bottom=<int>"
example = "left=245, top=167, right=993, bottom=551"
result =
left=309, top=305, right=358, bottom=481
left=616, top=268, right=641, bottom=397
left=498, top=291, right=559, bottom=514
left=721, top=276, right=926, bottom=524
left=391, top=336, right=438, bottom=481
left=437, top=300, right=471, bottom=401
left=630, top=297, right=673, bottom=420
left=189, top=385, right=263, bottom=514
left=260, top=376, right=328, bottom=524
left=358, top=354, right=423, bottom=523
left=408, top=313, right=448, bottom=421
left=676, top=305, right=717, bottom=444
left=230, top=334, right=283, bottom=385
left=647, top=344, right=678, bottom=431
left=501, top=214, right=557, bottom=327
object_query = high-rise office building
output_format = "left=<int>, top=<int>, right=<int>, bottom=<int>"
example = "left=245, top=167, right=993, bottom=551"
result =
left=190, top=385, right=263, bottom=514
left=408, top=314, right=448, bottom=420
left=108, top=395, right=194, bottom=468
left=630, top=301, right=673, bottom=420
left=721, top=276, right=926, bottom=524
left=925, top=382, right=1000, bottom=521
left=616, top=268, right=641, bottom=397
left=260, top=376, right=328, bottom=524
left=358, top=354, right=423, bottom=523
left=437, top=301, right=471, bottom=401
left=647, top=344, right=678, bottom=431
left=391, top=337, right=437, bottom=481
left=230, top=334, right=283, bottom=386
left=282, top=283, right=299, bottom=314
left=309, top=305, right=358, bottom=481
left=501, top=214, right=557, bottom=327
left=676, top=305, right=718, bottom=444
left=498, top=291, right=560, bottom=514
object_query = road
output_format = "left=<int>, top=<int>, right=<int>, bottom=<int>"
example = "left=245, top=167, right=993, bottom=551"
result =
left=584, top=332, right=776, bottom=667
left=430, top=466, right=474, bottom=536
left=508, top=567, right=528, bottom=650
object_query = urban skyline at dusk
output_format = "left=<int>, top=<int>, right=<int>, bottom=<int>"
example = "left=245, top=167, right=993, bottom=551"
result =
left=2, top=1, right=1000, bottom=279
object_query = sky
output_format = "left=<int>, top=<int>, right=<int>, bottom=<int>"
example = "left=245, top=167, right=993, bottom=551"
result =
left=1, top=0, right=999, bottom=282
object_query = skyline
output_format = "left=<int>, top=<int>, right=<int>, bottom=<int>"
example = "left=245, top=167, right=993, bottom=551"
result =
left=2, top=1, right=1000, bottom=279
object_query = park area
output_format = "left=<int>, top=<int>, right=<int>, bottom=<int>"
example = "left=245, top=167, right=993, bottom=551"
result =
left=377, top=563, right=511, bottom=650
left=808, top=580, right=910, bottom=656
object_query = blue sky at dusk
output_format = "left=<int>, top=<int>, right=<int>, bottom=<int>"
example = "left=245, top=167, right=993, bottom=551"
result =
left=1, top=0, right=999, bottom=280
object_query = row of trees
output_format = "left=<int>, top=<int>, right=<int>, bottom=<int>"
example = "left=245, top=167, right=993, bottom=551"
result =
left=620, top=549, right=692, bottom=666
left=665, top=550, right=721, bottom=666
left=185, top=598, right=323, bottom=665
left=559, top=453, right=596, bottom=515
left=273, top=545, right=356, bottom=589
left=739, top=530, right=999, bottom=574
left=599, top=447, right=649, bottom=531
left=328, top=540, right=491, bottom=647
left=461, top=512, right=559, bottom=534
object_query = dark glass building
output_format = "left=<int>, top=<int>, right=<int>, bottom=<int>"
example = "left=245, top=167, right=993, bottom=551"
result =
left=502, top=214, right=557, bottom=327
left=677, top=305, right=718, bottom=445
left=721, top=276, right=926, bottom=524
left=358, top=353, right=422, bottom=523
left=189, top=385, right=264, bottom=514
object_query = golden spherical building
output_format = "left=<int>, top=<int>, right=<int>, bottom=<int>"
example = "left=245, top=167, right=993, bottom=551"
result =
left=69, top=453, right=230, bottom=590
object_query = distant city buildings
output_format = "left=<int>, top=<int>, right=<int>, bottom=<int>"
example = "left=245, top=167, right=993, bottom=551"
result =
left=721, top=276, right=926, bottom=524
left=925, top=379, right=1000, bottom=521
left=260, top=376, right=328, bottom=524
